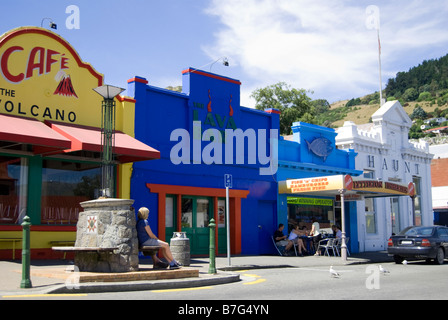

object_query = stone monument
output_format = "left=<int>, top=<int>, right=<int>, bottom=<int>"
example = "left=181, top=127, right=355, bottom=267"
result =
left=74, top=198, right=139, bottom=272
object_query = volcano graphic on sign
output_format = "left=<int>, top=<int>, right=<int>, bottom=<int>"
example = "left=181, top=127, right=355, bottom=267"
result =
left=53, top=70, right=78, bottom=98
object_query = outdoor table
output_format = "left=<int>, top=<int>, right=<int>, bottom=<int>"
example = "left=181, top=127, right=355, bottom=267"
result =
left=300, top=236, right=315, bottom=255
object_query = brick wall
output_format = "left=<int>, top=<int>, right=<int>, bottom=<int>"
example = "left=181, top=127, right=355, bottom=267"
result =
left=431, top=158, right=448, bottom=187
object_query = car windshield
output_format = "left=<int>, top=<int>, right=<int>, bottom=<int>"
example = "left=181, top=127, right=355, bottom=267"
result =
left=398, top=226, right=435, bottom=237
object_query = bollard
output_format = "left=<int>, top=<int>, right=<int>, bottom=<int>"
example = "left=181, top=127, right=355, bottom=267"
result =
left=208, top=218, right=216, bottom=274
left=20, top=216, right=32, bottom=288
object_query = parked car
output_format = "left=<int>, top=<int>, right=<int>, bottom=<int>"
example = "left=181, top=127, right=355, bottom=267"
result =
left=387, top=226, right=448, bottom=265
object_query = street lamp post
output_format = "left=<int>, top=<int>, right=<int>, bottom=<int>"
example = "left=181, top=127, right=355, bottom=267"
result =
left=338, top=189, right=348, bottom=261
left=93, top=85, right=125, bottom=198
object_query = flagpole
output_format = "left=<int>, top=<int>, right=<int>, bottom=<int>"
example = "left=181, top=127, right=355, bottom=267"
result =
left=377, top=28, right=384, bottom=106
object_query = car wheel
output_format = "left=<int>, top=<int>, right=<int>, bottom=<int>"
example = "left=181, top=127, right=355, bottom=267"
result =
left=393, top=255, right=403, bottom=264
left=435, top=247, right=445, bottom=265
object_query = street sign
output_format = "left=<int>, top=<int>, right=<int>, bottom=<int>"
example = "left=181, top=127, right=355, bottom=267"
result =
left=224, top=174, right=232, bottom=188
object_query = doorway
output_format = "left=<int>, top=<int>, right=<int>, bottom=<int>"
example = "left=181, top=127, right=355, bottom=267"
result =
left=181, top=196, right=212, bottom=255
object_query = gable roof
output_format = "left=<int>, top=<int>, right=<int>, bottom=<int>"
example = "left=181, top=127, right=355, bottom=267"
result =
left=371, top=100, right=412, bottom=127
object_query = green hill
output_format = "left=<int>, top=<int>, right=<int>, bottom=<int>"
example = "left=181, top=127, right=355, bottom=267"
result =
left=324, top=53, right=448, bottom=129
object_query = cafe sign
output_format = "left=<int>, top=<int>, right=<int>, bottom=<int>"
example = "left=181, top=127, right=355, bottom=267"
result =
left=0, top=27, right=104, bottom=127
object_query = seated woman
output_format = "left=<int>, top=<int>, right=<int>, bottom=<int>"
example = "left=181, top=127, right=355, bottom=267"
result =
left=136, top=207, right=181, bottom=270
left=288, top=225, right=308, bottom=256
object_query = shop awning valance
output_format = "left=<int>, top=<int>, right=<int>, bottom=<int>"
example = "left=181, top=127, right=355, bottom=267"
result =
left=0, top=114, right=71, bottom=154
left=46, top=121, right=160, bottom=163
left=279, top=174, right=415, bottom=199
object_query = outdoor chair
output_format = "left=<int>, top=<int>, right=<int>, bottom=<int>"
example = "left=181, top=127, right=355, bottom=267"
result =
left=317, top=238, right=337, bottom=256
left=272, top=236, right=285, bottom=256
left=291, top=241, right=299, bottom=256
left=335, top=237, right=350, bottom=256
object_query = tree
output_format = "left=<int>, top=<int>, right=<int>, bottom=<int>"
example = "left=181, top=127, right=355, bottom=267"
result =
left=410, top=105, right=427, bottom=120
left=251, top=82, right=313, bottom=135
left=402, top=87, right=419, bottom=102
left=311, top=99, right=330, bottom=114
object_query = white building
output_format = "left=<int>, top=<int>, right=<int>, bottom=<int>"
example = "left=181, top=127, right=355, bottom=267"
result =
left=336, top=101, right=433, bottom=252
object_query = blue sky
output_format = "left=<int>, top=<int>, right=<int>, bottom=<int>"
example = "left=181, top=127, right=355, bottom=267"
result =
left=2, top=0, right=448, bottom=107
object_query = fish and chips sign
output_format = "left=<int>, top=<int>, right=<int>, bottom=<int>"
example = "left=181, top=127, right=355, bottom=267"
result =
left=0, top=27, right=104, bottom=127
left=279, top=175, right=352, bottom=194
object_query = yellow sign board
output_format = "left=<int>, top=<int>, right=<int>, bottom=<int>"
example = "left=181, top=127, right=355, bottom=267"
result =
left=0, top=27, right=104, bottom=127
left=281, top=175, right=349, bottom=194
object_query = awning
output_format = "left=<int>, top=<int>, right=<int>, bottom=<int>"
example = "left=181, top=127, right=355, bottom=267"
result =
left=279, top=174, right=415, bottom=199
left=46, top=121, right=160, bottom=163
left=0, top=114, right=71, bottom=154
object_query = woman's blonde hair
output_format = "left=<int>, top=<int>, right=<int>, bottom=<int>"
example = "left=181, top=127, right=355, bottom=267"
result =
left=138, top=207, right=149, bottom=220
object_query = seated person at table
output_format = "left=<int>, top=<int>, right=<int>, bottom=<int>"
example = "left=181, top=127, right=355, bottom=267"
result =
left=288, top=225, right=308, bottom=255
left=298, top=225, right=309, bottom=236
left=274, top=224, right=293, bottom=254
left=332, top=225, right=342, bottom=238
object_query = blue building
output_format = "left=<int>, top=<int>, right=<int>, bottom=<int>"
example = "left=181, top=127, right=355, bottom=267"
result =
left=277, top=122, right=361, bottom=253
left=127, top=69, right=279, bottom=255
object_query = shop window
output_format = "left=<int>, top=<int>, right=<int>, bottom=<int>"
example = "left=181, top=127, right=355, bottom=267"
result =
left=41, top=159, right=101, bottom=225
left=413, top=176, right=422, bottom=226
left=287, top=197, right=334, bottom=230
left=196, top=198, right=210, bottom=228
left=0, top=156, right=28, bottom=224
left=363, top=169, right=375, bottom=179
left=165, top=195, right=176, bottom=242
left=365, top=198, right=377, bottom=234
left=390, top=197, right=401, bottom=235
left=165, top=196, right=174, bottom=229
left=217, top=199, right=226, bottom=228
left=181, top=198, right=193, bottom=228
left=363, top=170, right=377, bottom=234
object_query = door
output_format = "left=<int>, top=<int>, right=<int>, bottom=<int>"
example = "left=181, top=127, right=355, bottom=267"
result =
left=258, top=201, right=275, bottom=255
left=181, top=196, right=212, bottom=255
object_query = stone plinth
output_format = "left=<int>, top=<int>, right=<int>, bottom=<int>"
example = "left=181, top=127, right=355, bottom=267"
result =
left=74, top=198, right=139, bottom=273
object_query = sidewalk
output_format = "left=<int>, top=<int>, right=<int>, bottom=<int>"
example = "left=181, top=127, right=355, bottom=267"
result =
left=0, top=251, right=392, bottom=296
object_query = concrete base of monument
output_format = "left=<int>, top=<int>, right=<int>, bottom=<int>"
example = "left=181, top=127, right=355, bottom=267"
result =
left=24, top=264, right=240, bottom=294
left=30, top=265, right=200, bottom=283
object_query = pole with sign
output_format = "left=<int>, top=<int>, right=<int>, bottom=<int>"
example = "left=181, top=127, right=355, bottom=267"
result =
left=224, top=174, right=232, bottom=267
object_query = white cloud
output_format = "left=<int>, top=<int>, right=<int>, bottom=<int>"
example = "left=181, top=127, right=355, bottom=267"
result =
left=203, top=0, right=448, bottom=105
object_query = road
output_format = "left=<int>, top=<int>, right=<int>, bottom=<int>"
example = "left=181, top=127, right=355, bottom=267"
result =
left=3, top=260, right=448, bottom=302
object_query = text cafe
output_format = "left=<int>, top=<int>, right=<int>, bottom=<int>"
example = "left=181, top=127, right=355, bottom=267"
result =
left=127, top=69, right=280, bottom=256
left=0, top=27, right=159, bottom=259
